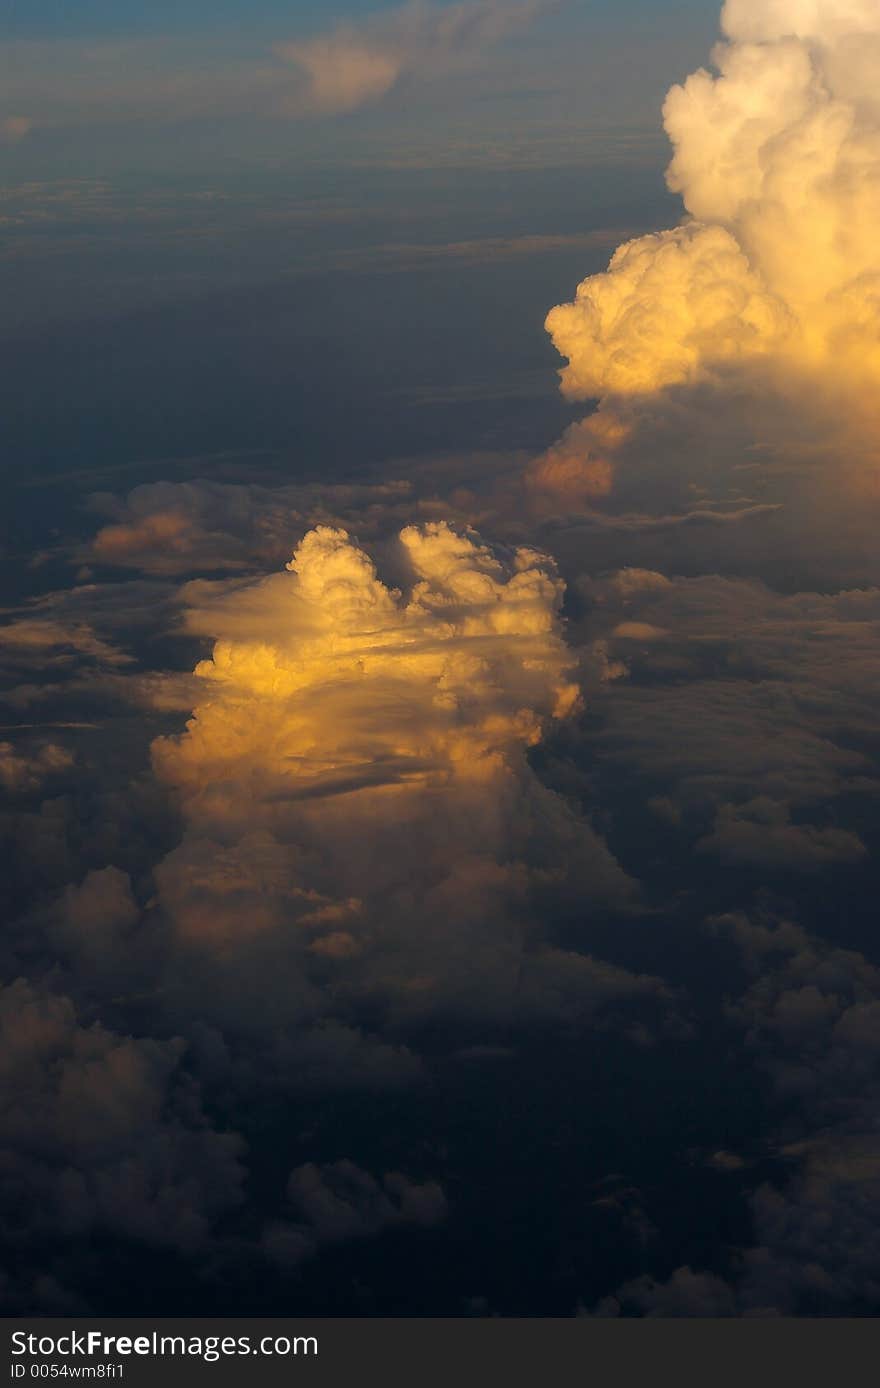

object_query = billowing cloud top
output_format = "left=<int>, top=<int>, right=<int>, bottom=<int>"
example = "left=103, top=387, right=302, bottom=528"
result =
left=546, top=0, right=880, bottom=405
left=721, top=0, right=880, bottom=43
left=149, top=524, right=638, bottom=1026
left=154, top=522, right=579, bottom=806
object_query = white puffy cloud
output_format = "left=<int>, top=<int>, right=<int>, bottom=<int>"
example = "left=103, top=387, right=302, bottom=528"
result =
left=720, top=0, right=880, bottom=45
left=546, top=224, right=793, bottom=399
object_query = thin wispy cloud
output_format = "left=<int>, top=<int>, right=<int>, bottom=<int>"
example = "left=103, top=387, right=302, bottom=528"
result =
left=277, top=0, right=560, bottom=115
left=0, top=114, right=32, bottom=144
left=0, top=2, right=560, bottom=132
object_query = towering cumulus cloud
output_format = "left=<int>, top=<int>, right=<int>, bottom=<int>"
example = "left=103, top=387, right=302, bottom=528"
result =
left=151, top=524, right=640, bottom=1035
left=544, top=0, right=880, bottom=494
left=154, top=522, right=579, bottom=804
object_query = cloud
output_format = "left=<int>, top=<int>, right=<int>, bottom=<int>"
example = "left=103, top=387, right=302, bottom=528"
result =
left=539, top=0, right=880, bottom=547
left=567, top=573, right=880, bottom=869
left=278, top=38, right=402, bottom=116
left=0, top=116, right=32, bottom=145
left=0, top=977, right=245, bottom=1307
left=262, top=1160, right=447, bottom=1270
left=154, top=521, right=580, bottom=804
left=720, top=0, right=880, bottom=53
left=0, top=741, right=74, bottom=795
left=277, top=0, right=555, bottom=115
left=10, top=0, right=880, bottom=1318
left=51, top=866, right=140, bottom=970
left=0, top=0, right=556, bottom=136
left=546, top=224, right=793, bottom=399
left=741, top=1133, right=880, bottom=1315
left=585, top=1265, right=738, bottom=1318
left=549, top=0, right=880, bottom=404
left=587, top=906, right=880, bottom=1316
left=697, top=797, right=867, bottom=870
left=0, top=616, right=132, bottom=674
left=145, top=523, right=650, bottom=1041
left=85, top=478, right=415, bottom=578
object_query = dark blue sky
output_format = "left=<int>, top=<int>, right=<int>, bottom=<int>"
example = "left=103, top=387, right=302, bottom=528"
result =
left=3, top=0, right=715, bottom=37
left=0, top=0, right=707, bottom=479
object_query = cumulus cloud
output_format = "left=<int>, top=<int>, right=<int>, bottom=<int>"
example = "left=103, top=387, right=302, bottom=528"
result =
left=588, top=906, right=880, bottom=1316
left=0, top=977, right=245, bottom=1306
left=560, top=570, right=880, bottom=911
left=697, top=797, right=867, bottom=870
left=586, top=1265, right=738, bottom=1318
left=277, top=0, right=553, bottom=115
left=86, top=479, right=414, bottom=577
left=541, top=0, right=880, bottom=525
left=546, top=224, right=793, bottom=399
left=154, top=521, right=580, bottom=804
left=146, top=523, right=652, bottom=1040
left=551, top=0, right=880, bottom=396
left=721, top=0, right=880, bottom=44
left=262, top=1160, right=447, bottom=1270
left=11, top=0, right=880, bottom=1318
left=525, top=408, right=624, bottom=509
left=50, top=866, right=141, bottom=973
left=0, top=741, right=74, bottom=795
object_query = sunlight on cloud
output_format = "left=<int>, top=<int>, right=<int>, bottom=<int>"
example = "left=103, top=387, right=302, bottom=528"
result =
left=147, top=523, right=644, bottom=1030
left=542, top=0, right=880, bottom=503
left=153, top=521, right=579, bottom=806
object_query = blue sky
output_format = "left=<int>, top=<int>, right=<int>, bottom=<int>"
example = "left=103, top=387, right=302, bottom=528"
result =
left=0, top=0, right=719, bottom=364
left=0, top=0, right=720, bottom=144
left=2, top=0, right=717, bottom=40
left=0, top=0, right=714, bottom=473
left=1, top=0, right=394, bottom=35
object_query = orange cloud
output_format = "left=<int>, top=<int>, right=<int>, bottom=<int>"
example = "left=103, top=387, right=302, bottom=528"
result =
left=148, top=523, right=645, bottom=1032
left=546, top=0, right=880, bottom=411
left=153, top=522, right=580, bottom=808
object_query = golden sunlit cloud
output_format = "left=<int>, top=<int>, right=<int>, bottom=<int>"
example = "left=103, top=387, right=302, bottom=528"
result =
left=149, top=523, right=644, bottom=1029
left=545, top=0, right=880, bottom=458
left=153, top=521, right=579, bottom=807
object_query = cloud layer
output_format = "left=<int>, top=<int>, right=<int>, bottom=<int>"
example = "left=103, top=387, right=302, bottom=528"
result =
left=5, top=0, right=880, bottom=1319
